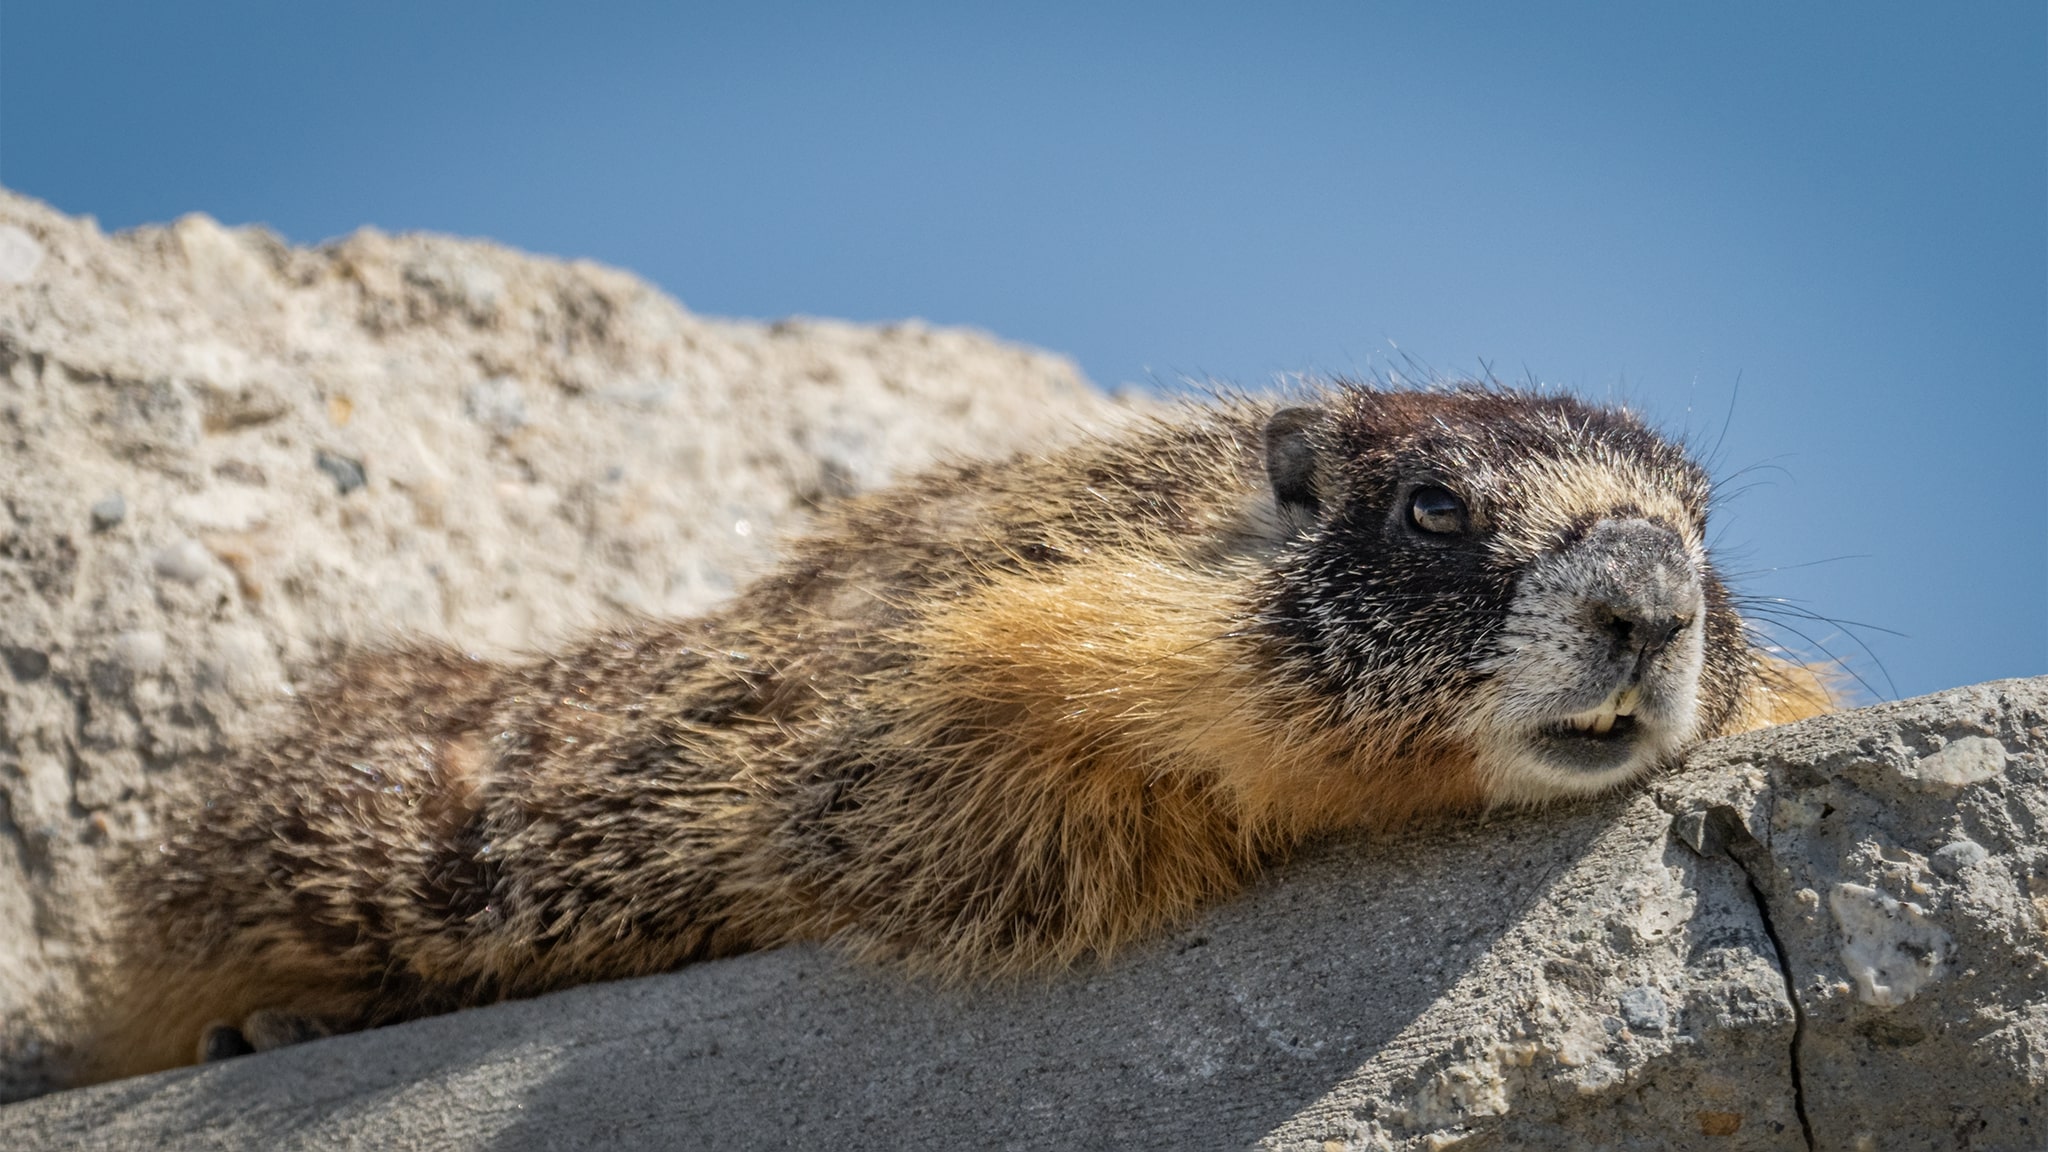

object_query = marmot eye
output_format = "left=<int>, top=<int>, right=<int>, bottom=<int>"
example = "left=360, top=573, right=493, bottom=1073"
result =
left=1409, top=486, right=1469, bottom=534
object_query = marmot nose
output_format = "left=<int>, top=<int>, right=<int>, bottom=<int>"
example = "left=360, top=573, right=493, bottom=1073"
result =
left=1571, top=518, right=1701, bottom=665
left=1594, top=604, right=1689, bottom=664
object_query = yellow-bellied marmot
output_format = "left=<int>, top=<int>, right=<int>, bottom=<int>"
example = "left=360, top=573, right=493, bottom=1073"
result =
left=92, top=382, right=1830, bottom=1080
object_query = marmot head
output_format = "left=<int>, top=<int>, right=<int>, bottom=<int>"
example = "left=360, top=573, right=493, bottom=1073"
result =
left=1257, top=384, right=1744, bottom=804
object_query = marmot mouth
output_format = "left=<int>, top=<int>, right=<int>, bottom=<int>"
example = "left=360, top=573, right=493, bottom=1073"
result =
left=1538, top=714, right=1638, bottom=743
left=1526, top=687, right=1647, bottom=772
left=1527, top=714, right=1644, bottom=773
left=1542, top=685, right=1641, bottom=741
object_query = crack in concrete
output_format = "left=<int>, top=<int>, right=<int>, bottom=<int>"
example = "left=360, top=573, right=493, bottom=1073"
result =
left=1733, top=854, right=1817, bottom=1152
left=1669, top=801, right=1817, bottom=1151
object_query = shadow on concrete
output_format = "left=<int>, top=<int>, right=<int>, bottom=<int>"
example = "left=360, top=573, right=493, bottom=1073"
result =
left=468, top=800, right=1619, bottom=1152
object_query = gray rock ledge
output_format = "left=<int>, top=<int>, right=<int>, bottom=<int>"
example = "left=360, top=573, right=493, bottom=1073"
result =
left=2, top=677, right=2041, bottom=1151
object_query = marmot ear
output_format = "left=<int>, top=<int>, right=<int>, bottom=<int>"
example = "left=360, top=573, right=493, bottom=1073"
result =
left=1264, top=406, right=1325, bottom=521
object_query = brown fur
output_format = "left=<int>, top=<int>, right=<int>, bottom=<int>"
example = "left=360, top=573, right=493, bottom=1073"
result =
left=90, top=384, right=1829, bottom=1081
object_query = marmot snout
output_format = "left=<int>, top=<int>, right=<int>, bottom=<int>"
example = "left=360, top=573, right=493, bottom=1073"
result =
left=91, top=382, right=1831, bottom=1081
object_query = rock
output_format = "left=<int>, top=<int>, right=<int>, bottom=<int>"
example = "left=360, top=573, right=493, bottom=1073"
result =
left=2, top=647, right=50, bottom=682
left=1, top=679, right=2040, bottom=1151
left=1617, top=985, right=1671, bottom=1034
left=1929, top=837, right=1989, bottom=878
left=311, top=448, right=365, bottom=495
left=0, top=187, right=1126, bottom=1102
left=87, top=494, right=125, bottom=531
left=106, top=630, right=166, bottom=679
left=1902, top=734, right=2007, bottom=790
left=148, top=539, right=217, bottom=584
left=462, top=376, right=528, bottom=436
left=0, top=224, right=44, bottom=285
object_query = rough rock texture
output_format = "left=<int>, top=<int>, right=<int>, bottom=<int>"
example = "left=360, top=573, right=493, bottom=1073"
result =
left=3, top=679, right=2041, bottom=1151
left=0, top=189, right=1127, bottom=1099
left=1659, top=680, right=2047, bottom=1151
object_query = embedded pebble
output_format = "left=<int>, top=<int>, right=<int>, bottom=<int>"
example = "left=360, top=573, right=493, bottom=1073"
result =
left=315, top=450, right=367, bottom=495
left=1907, top=737, right=2007, bottom=790
left=110, top=630, right=167, bottom=677
left=1696, top=1112, right=1744, bottom=1137
left=463, top=376, right=528, bottom=435
left=0, top=224, right=45, bottom=285
left=89, top=492, right=127, bottom=530
left=152, top=538, right=217, bottom=584
left=1829, top=883, right=1952, bottom=1007
left=174, top=486, right=273, bottom=532
left=1617, top=986, right=1669, bottom=1033
left=2, top=646, right=50, bottom=681
left=1929, top=838, right=1989, bottom=878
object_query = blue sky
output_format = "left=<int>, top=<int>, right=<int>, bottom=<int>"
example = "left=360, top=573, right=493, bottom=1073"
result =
left=3, top=2, right=2043, bottom=699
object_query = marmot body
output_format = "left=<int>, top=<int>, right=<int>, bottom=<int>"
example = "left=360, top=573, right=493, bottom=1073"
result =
left=97, top=383, right=1828, bottom=1078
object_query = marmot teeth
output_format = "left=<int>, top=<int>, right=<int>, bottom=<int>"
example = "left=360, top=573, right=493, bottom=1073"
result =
left=1562, top=686, right=1642, bottom=733
left=1564, top=709, right=1617, bottom=734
